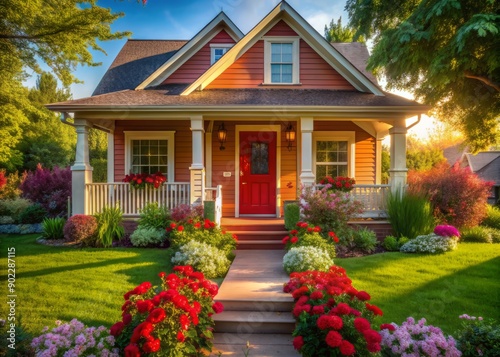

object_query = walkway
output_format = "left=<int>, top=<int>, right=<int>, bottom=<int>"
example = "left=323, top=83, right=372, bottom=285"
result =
left=209, top=250, right=300, bottom=356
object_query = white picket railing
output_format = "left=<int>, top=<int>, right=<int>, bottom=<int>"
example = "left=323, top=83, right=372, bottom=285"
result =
left=351, top=184, right=390, bottom=218
left=86, top=182, right=190, bottom=216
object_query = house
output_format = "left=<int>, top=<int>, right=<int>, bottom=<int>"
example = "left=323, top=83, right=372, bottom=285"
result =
left=444, top=145, right=500, bottom=205
left=47, top=1, right=430, bottom=221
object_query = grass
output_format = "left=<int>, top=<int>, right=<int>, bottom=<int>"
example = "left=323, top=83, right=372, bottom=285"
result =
left=1, top=235, right=499, bottom=337
left=336, top=243, right=500, bottom=334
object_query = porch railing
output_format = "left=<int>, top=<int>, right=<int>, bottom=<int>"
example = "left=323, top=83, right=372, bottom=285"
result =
left=85, top=182, right=190, bottom=216
left=351, top=184, right=390, bottom=219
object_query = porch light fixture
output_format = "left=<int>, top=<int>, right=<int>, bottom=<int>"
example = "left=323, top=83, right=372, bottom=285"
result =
left=285, top=124, right=296, bottom=151
left=217, top=123, right=227, bottom=150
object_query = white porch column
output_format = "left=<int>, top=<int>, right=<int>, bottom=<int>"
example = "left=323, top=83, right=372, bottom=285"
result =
left=190, top=116, right=205, bottom=205
left=389, top=119, right=408, bottom=193
left=71, top=119, right=93, bottom=215
left=375, top=137, right=383, bottom=185
left=299, top=117, right=316, bottom=186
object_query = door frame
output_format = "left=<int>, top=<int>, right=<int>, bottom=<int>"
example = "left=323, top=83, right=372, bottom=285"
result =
left=235, top=125, right=281, bottom=217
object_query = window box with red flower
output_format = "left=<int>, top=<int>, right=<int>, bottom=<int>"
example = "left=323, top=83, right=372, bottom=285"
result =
left=122, top=172, right=166, bottom=189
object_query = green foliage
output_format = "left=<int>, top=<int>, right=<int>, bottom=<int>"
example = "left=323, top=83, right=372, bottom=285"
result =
left=351, top=227, right=378, bottom=253
left=0, top=316, right=35, bottom=357
left=381, top=147, right=390, bottom=184
left=486, top=227, right=500, bottom=243
left=94, top=206, right=124, bottom=248
left=383, top=235, right=408, bottom=251
left=482, top=205, right=500, bottom=230
left=346, top=0, right=500, bottom=151
left=284, top=202, right=300, bottom=230
left=137, top=202, right=170, bottom=230
left=324, top=17, right=365, bottom=43
left=16, top=203, right=47, bottom=224
left=0, top=198, right=31, bottom=218
left=406, top=147, right=446, bottom=171
left=284, top=223, right=336, bottom=259
left=171, top=240, right=231, bottom=279
left=0, top=170, right=22, bottom=199
left=41, top=217, right=66, bottom=240
left=283, top=246, right=334, bottom=274
left=88, top=128, right=108, bottom=182
left=456, top=316, right=500, bottom=357
left=130, top=227, right=166, bottom=247
left=461, top=226, right=493, bottom=243
left=387, top=191, right=436, bottom=239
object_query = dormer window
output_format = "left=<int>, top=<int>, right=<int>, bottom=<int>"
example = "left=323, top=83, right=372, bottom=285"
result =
left=264, top=37, right=300, bottom=84
left=210, top=44, right=233, bottom=65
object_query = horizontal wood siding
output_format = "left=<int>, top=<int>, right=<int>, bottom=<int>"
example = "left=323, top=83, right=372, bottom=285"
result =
left=280, top=127, right=298, bottom=215
left=314, top=121, right=375, bottom=184
left=114, top=120, right=192, bottom=183
left=207, top=20, right=356, bottom=90
left=163, top=30, right=235, bottom=84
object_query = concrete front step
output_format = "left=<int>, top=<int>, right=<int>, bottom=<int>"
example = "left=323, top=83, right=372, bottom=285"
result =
left=231, top=231, right=288, bottom=241
left=237, top=240, right=285, bottom=250
left=215, top=298, right=294, bottom=312
left=207, top=333, right=300, bottom=357
left=213, top=311, right=295, bottom=334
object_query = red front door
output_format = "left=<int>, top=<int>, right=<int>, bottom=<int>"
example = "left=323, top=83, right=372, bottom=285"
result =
left=239, top=131, right=277, bottom=215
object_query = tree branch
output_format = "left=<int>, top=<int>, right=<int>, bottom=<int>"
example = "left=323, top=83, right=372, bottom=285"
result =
left=464, top=71, right=500, bottom=92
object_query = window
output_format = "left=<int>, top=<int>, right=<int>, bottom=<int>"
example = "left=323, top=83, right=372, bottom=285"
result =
left=124, top=131, right=175, bottom=182
left=210, top=44, right=233, bottom=65
left=264, top=37, right=300, bottom=84
left=313, top=132, right=355, bottom=182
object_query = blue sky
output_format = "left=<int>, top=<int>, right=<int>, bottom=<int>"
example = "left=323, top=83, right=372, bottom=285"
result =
left=40, top=0, right=348, bottom=98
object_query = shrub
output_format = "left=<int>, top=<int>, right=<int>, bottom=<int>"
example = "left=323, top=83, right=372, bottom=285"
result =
left=400, top=233, right=459, bottom=253
left=283, top=222, right=336, bottom=259
left=169, top=219, right=237, bottom=256
left=170, top=204, right=204, bottom=223
left=20, top=164, right=71, bottom=217
left=461, top=226, right=493, bottom=243
left=41, top=217, right=66, bottom=240
left=486, top=227, right=500, bottom=243
left=171, top=241, right=231, bottom=278
left=283, top=246, right=334, bottom=274
left=94, top=206, right=125, bottom=247
left=0, top=198, right=32, bottom=218
left=482, top=205, right=500, bottom=230
left=0, top=171, right=6, bottom=190
left=408, top=164, right=492, bottom=228
left=138, top=202, right=170, bottom=230
left=386, top=191, right=435, bottom=239
left=284, top=202, right=300, bottom=230
left=383, top=236, right=402, bottom=251
left=284, top=267, right=384, bottom=356
left=434, top=224, right=460, bottom=237
left=111, top=266, right=223, bottom=356
left=300, top=185, right=363, bottom=232
left=31, top=319, right=118, bottom=356
left=0, top=216, right=14, bottom=224
left=0, top=170, right=22, bottom=200
left=63, top=215, right=98, bottom=244
left=16, top=203, right=47, bottom=224
left=380, top=317, right=461, bottom=356
left=352, top=227, right=378, bottom=253
left=130, top=227, right=166, bottom=247
left=456, top=314, right=500, bottom=357
left=0, top=224, right=42, bottom=234
left=0, top=317, right=34, bottom=357
left=319, top=175, right=356, bottom=192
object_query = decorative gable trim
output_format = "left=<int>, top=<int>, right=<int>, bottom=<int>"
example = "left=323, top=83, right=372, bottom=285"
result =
left=136, top=12, right=243, bottom=90
left=181, top=1, right=383, bottom=96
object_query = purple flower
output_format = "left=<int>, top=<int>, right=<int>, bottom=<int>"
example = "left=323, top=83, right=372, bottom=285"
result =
left=434, top=225, right=460, bottom=238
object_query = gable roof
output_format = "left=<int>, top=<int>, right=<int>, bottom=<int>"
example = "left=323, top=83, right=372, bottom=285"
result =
left=93, top=40, right=187, bottom=96
left=136, top=12, right=243, bottom=90
left=180, top=1, right=383, bottom=96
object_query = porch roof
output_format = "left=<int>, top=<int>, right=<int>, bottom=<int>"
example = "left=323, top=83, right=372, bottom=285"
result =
left=48, top=86, right=428, bottom=112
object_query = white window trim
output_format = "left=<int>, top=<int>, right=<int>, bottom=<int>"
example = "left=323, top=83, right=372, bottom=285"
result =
left=210, top=43, right=234, bottom=65
left=313, top=131, right=355, bottom=179
left=263, top=36, right=300, bottom=85
left=124, top=131, right=175, bottom=182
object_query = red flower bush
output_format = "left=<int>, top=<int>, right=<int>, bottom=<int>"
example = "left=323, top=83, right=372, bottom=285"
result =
left=319, top=176, right=356, bottom=192
left=112, top=266, right=223, bottom=356
left=0, top=171, right=6, bottom=190
left=284, top=266, right=383, bottom=356
left=63, top=215, right=97, bottom=244
left=408, top=163, right=492, bottom=228
left=122, top=172, right=166, bottom=189
left=283, top=221, right=337, bottom=258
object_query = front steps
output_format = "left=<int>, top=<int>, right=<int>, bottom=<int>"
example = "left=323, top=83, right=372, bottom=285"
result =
left=222, top=218, right=288, bottom=250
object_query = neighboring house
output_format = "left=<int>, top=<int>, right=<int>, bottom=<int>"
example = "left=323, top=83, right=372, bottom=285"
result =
left=444, top=145, right=500, bottom=205
left=48, top=1, right=429, bottom=220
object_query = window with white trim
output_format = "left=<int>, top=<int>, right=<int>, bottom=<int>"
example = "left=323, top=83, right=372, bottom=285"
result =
left=124, top=131, right=175, bottom=182
left=264, top=37, right=300, bottom=84
left=313, top=132, right=355, bottom=182
left=210, top=44, right=233, bottom=64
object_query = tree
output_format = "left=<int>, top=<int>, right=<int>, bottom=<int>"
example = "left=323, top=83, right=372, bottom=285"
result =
left=324, top=17, right=365, bottom=43
left=346, top=0, right=500, bottom=152
left=406, top=135, right=446, bottom=171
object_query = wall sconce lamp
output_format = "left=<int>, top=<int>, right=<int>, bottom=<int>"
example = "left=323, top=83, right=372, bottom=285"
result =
left=217, top=123, right=227, bottom=150
left=285, top=124, right=296, bottom=151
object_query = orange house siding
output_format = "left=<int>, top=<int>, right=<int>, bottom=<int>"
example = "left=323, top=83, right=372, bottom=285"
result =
left=314, top=121, right=376, bottom=184
left=114, top=120, right=192, bottom=183
left=207, top=20, right=354, bottom=90
left=162, top=30, right=235, bottom=85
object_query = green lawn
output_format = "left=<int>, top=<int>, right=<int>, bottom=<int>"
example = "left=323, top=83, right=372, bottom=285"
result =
left=1, top=235, right=499, bottom=337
